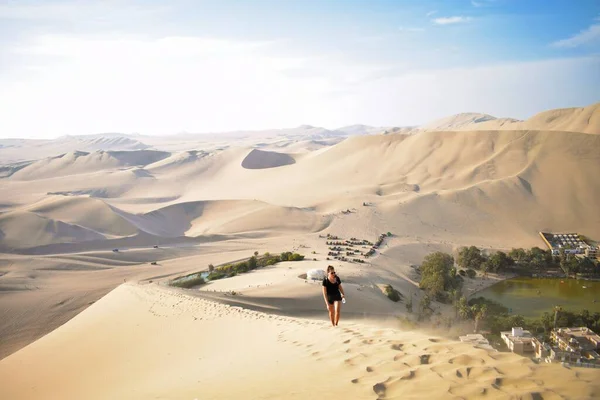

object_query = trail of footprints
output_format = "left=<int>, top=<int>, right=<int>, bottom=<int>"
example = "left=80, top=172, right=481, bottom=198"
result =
left=135, top=285, right=596, bottom=400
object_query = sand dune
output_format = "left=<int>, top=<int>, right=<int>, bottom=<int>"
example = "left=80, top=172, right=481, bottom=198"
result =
left=1, top=129, right=598, bottom=252
left=241, top=149, right=297, bottom=169
left=420, top=112, right=508, bottom=131
left=1, top=102, right=599, bottom=398
left=1, top=283, right=597, bottom=399
left=8, top=150, right=170, bottom=180
left=0, top=210, right=105, bottom=250
left=422, top=102, right=600, bottom=134
left=24, top=196, right=140, bottom=237
left=0, top=135, right=152, bottom=164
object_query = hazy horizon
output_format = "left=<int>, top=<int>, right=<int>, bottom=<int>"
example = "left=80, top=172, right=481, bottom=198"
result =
left=1, top=0, right=599, bottom=139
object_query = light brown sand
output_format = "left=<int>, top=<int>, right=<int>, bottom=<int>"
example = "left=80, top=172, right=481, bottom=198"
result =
left=1, top=102, right=599, bottom=398
left=1, top=283, right=598, bottom=400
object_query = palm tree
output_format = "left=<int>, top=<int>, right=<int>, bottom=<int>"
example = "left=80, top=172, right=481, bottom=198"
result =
left=458, top=296, right=470, bottom=320
left=449, top=289, right=462, bottom=320
left=553, top=305, right=562, bottom=329
left=472, top=304, right=487, bottom=333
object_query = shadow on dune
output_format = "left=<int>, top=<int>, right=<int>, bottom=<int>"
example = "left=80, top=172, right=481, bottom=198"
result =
left=178, top=289, right=399, bottom=322
left=241, top=149, right=296, bottom=169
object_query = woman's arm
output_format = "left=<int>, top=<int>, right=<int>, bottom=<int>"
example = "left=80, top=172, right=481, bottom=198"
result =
left=339, top=284, right=345, bottom=298
left=322, top=287, right=329, bottom=305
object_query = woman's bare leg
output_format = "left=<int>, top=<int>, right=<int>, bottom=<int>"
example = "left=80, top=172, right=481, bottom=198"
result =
left=328, top=304, right=335, bottom=326
left=334, top=301, right=341, bottom=326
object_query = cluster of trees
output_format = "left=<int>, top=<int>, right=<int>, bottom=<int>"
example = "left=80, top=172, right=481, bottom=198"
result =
left=212, top=251, right=304, bottom=279
left=171, top=251, right=305, bottom=287
left=419, top=252, right=464, bottom=302
left=467, top=297, right=600, bottom=338
left=457, top=246, right=599, bottom=277
left=457, top=246, right=515, bottom=275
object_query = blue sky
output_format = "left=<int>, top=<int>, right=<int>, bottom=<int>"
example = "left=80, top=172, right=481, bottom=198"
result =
left=0, top=0, right=598, bottom=138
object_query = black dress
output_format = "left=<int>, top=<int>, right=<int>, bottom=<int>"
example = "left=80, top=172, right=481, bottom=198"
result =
left=323, top=276, right=342, bottom=304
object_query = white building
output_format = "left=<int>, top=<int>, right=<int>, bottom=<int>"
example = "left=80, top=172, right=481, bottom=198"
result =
left=501, top=327, right=535, bottom=355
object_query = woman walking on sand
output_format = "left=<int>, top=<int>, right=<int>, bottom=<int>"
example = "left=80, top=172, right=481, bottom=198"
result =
left=322, top=265, right=346, bottom=326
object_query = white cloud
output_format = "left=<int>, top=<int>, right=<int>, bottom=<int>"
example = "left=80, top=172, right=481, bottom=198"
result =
left=337, top=56, right=600, bottom=126
left=0, top=35, right=391, bottom=137
left=432, top=16, right=472, bottom=25
left=0, top=33, right=598, bottom=138
left=426, top=10, right=437, bottom=17
left=552, top=22, right=600, bottom=48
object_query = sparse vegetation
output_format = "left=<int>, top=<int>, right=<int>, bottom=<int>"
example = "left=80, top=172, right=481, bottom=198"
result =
left=417, top=294, right=434, bottom=321
left=170, top=275, right=206, bottom=289
left=170, top=251, right=305, bottom=287
left=382, top=284, right=402, bottom=302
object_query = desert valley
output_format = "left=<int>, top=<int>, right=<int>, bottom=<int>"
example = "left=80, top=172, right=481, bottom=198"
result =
left=0, top=101, right=599, bottom=399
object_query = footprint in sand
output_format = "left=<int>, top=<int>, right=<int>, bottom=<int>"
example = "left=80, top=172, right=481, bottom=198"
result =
left=400, top=370, right=416, bottom=380
left=449, top=355, right=485, bottom=366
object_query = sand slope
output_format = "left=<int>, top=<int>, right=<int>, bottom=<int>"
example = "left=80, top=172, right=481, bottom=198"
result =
left=1, top=129, right=598, bottom=252
left=423, top=102, right=600, bottom=134
left=1, top=283, right=597, bottom=400
left=8, top=150, right=170, bottom=180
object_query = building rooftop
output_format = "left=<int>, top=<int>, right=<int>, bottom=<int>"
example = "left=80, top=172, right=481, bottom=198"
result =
left=554, top=327, right=600, bottom=351
left=501, top=328, right=534, bottom=343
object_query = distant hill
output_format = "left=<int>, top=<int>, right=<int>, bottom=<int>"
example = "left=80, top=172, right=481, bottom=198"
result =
left=419, top=102, right=599, bottom=134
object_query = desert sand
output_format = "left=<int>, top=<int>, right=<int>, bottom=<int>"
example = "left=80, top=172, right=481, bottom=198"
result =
left=1, top=102, right=599, bottom=399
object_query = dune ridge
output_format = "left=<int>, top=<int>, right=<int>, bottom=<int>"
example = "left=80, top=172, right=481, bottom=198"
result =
left=0, top=129, right=598, bottom=252
left=1, top=283, right=597, bottom=400
left=1, top=101, right=599, bottom=399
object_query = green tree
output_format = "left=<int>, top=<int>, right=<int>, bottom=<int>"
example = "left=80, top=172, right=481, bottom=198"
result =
left=480, top=261, right=489, bottom=278
left=457, top=246, right=485, bottom=270
left=471, top=304, right=487, bottom=333
left=540, top=312, right=553, bottom=333
left=578, top=257, right=596, bottom=275
left=449, top=289, right=462, bottom=320
left=419, top=252, right=455, bottom=301
left=458, top=296, right=470, bottom=320
left=508, top=248, right=527, bottom=264
left=488, top=251, right=512, bottom=272
left=554, top=306, right=562, bottom=329
left=592, top=312, right=600, bottom=331
left=418, top=295, right=433, bottom=321
left=248, top=256, right=257, bottom=270
left=528, top=247, right=550, bottom=270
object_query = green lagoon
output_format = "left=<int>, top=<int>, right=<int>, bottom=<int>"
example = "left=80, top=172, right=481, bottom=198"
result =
left=475, top=277, right=600, bottom=318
